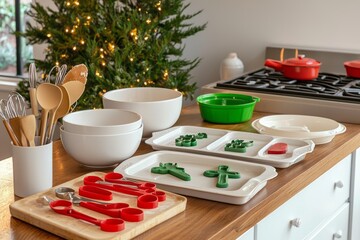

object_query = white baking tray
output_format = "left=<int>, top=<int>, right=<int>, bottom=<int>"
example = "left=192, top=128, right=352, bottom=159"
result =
left=145, top=126, right=315, bottom=168
left=114, top=151, right=277, bottom=205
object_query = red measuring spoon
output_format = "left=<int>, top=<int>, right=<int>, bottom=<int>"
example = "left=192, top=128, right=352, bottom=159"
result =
left=49, top=200, right=124, bottom=232
left=79, top=202, right=144, bottom=222
left=78, top=185, right=113, bottom=201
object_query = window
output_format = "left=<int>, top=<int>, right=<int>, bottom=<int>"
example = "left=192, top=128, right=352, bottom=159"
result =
left=0, top=0, right=33, bottom=77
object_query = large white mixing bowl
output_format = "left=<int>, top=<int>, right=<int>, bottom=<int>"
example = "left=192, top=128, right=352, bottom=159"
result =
left=102, top=87, right=182, bottom=137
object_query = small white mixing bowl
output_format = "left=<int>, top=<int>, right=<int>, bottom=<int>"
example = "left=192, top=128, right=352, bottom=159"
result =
left=60, top=125, right=143, bottom=168
left=62, top=109, right=142, bottom=135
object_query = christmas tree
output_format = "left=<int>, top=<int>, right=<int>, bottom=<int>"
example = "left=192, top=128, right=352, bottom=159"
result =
left=17, top=0, right=206, bottom=110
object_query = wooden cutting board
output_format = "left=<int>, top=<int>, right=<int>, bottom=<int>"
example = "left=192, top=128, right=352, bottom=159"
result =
left=9, top=172, right=187, bottom=240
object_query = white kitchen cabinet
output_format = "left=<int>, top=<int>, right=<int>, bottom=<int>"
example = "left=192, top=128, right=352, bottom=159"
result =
left=236, top=227, right=254, bottom=240
left=306, top=203, right=349, bottom=240
left=256, top=154, right=351, bottom=240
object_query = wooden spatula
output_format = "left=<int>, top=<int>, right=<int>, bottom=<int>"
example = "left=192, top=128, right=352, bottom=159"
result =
left=19, top=114, right=36, bottom=147
left=9, top=117, right=27, bottom=146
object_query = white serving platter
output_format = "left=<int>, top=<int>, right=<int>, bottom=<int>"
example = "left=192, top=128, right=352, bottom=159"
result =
left=114, top=151, right=277, bottom=205
left=251, top=118, right=346, bottom=145
left=145, top=126, right=315, bottom=168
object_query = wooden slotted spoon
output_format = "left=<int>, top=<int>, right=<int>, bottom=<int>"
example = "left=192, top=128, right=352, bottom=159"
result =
left=36, top=83, right=63, bottom=145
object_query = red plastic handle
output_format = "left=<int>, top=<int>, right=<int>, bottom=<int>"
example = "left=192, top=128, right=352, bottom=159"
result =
left=79, top=201, right=145, bottom=222
left=49, top=200, right=125, bottom=232
left=79, top=185, right=113, bottom=201
left=79, top=202, right=126, bottom=218
left=104, top=172, right=157, bottom=190
left=264, top=59, right=283, bottom=71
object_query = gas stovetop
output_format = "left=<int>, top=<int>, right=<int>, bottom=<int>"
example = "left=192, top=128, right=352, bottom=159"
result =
left=201, top=71, right=360, bottom=124
left=201, top=47, right=360, bottom=124
left=216, top=68, right=360, bottom=104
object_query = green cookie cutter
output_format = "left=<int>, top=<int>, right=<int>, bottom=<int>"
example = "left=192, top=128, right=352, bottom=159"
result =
left=224, top=139, right=254, bottom=153
left=203, top=165, right=240, bottom=188
left=195, top=132, right=207, bottom=139
left=175, top=133, right=208, bottom=147
left=151, top=162, right=191, bottom=181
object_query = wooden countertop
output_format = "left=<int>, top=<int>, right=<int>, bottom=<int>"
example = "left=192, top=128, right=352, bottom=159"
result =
left=1, top=105, right=360, bottom=240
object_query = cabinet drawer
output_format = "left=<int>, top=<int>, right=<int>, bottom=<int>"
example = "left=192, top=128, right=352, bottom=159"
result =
left=257, top=155, right=351, bottom=240
left=306, top=203, right=349, bottom=240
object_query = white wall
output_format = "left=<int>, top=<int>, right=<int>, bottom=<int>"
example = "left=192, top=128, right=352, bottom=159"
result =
left=31, top=0, right=360, bottom=95
left=183, top=0, right=360, bottom=96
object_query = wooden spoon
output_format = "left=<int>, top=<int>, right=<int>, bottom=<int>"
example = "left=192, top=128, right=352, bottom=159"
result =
left=48, top=85, right=71, bottom=141
left=36, top=83, right=63, bottom=145
left=19, top=114, right=36, bottom=147
left=61, top=81, right=85, bottom=105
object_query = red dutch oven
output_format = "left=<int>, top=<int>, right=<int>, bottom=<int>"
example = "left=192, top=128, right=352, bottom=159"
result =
left=344, top=60, right=360, bottom=78
left=264, top=55, right=322, bottom=81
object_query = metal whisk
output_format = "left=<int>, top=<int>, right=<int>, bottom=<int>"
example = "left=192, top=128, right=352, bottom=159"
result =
left=28, top=63, right=38, bottom=89
left=55, top=64, right=68, bottom=85
left=7, top=92, right=27, bottom=119
left=0, top=99, right=10, bottom=121
left=0, top=98, right=21, bottom=145
left=28, top=63, right=39, bottom=116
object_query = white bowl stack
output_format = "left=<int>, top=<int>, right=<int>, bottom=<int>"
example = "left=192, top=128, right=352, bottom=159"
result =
left=60, top=109, right=143, bottom=168
left=252, top=114, right=346, bottom=145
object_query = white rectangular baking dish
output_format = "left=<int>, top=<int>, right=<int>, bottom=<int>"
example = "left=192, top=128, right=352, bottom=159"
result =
left=114, top=151, right=277, bottom=205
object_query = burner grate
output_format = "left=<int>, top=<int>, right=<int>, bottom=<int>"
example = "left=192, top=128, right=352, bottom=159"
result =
left=216, top=68, right=360, bottom=104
